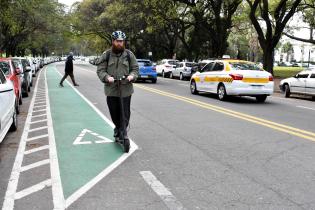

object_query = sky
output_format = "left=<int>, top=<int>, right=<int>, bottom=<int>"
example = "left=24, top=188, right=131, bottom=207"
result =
left=58, top=0, right=82, bottom=7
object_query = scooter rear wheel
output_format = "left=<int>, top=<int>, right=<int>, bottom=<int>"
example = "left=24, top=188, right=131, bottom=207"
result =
left=124, top=138, right=130, bottom=153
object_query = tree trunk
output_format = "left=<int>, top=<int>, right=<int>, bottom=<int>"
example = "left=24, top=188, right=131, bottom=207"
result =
left=263, top=47, right=274, bottom=75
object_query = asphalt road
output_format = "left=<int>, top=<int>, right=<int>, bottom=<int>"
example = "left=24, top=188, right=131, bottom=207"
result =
left=1, top=62, right=315, bottom=210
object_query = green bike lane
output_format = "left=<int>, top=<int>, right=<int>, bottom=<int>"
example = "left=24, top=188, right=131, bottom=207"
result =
left=45, top=65, right=137, bottom=207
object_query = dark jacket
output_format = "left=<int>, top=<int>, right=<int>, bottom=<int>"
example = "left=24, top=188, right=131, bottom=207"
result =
left=96, top=49, right=139, bottom=97
left=65, top=55, right=74, bottom=73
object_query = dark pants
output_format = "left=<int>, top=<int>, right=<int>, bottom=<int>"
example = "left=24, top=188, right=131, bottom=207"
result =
left=107, top=96, right=131, bottom=133
left=60, top=72, right=77, bottom=85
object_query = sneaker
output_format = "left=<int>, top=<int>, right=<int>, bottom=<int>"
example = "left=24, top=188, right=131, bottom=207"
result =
left=59, top=83, right=64, bottom=87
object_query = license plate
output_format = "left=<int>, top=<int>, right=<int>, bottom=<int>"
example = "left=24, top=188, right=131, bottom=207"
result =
left=141, top=75, right=149, bottom=78
left=251, top=86, right=263, bottom=89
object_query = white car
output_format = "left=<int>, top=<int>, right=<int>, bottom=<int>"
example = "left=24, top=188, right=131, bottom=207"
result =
left=279, top=69, right=315, bottom=98
left=190, top=59, right=274, bottom=102
left=171, top=62, right=197, bottom=80
left=156, top=59, right=179, bottom=78
left=0, top=69, right=17, bottom=143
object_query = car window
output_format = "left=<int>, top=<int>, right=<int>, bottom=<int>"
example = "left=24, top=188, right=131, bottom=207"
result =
left=0, top=61, right=11, bottom=75
left=138, top=61, right=152, bottom=66
left=168, top=60, right=177, bottom=65
left=22, top=59, right=30, bottom=67
left=310, top=74, right=315, bottom=78
left=212, top=62, right=224, bottom=71
left=13, top=60, right=23, bottom=71
left=185, top=63, right=195, bottom=67
left=0, top=69, right=7, bottom=84
left=229, top=62, right=263, bottom=71
left=201, top=62, right=215, bottom=72
left=297, top=74, right=309, bottom=78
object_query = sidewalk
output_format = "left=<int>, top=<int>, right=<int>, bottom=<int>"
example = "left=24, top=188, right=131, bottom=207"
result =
left=274, top=78, right=281, bottom=93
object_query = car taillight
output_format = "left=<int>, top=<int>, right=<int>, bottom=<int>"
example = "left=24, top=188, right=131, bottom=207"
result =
left=269, top=75, right=274, bottom=81
left=152, top=66, right=156, bottom=71
left=229, top=73, right=243, bottom=80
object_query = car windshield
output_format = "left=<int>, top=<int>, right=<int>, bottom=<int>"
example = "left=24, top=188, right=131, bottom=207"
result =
left=138, top=61, right=152, bottom=66
left=229, top=62, right=263, bottom=71
left=0, top=61, right=10, bottom=75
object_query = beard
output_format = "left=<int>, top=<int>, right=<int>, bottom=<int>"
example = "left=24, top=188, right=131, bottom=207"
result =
left=112, top=43, right=125, bottom=54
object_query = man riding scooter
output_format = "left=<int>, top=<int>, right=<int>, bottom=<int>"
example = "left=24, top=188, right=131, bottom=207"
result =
left=96, top=31, right=139, bottom=152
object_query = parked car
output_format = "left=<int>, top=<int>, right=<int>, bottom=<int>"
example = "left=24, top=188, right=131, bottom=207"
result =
left=136, top=59, right=157, bottom=83
left=279, top=68, right=315, bottom=99
left=190, top=59, right=274, bottom=102
left=26, top=57, right=36, bottom=77
left=156, top=59, right=178, bottom=78
left=0, top=58, right=22, bottom=113
left=0, top=68, right=18, bottom=143
left=171, top=62, right=197, bottom=80
left=12, top=58, right=32, bottom=97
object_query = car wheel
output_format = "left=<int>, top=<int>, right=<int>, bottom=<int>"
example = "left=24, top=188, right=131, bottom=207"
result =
left=217, top=84, right=227, bottom=101
left=15, top=99, right=20, bottom=115
left=190, top=80, right=198, bottom=95
left=256, top=95, right=268, bottom=103
left=9, top=108, right=18, bottom=132
left=19, top=93, right=23, bottom=105
left=152, top=79, right=157, bottom=84
left=180, top=73, right=184, bottom=80
left=162, top=70, right=166, bottom=78
left=170, top=72, right=174, bottom=79
left=284, top=84, right=291, bottom=98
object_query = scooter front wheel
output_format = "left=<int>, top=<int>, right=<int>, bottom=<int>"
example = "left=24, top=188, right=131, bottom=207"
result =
left=124, top=138, right=130, bottom=153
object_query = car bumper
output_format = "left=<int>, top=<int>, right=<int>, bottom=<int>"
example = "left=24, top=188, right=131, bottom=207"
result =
left=182, top=72, right=192, bottom=77
left=226, top=82, right=274, bottom=96
left=138, top=73, right=157, bottom=80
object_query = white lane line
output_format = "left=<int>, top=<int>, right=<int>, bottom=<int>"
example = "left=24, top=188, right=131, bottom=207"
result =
left=32, top=109, right=47, bottom=113
left=297, top=106, right=315, bottom=111
left=34, top=101, right=47, bottom=105
left=24, top=145, right=50, bottom=155
left=33, top=105, right=47, bottom=109
left=26, top=134, right=49, bottom=142
left=31, top=114, right=47, bottom=118
left=54, top=67, right=138, bottom=208
left=140, top=171, right=185, bottom=210
left=28, top=126, right=48, bottom=132
left=21, top=159, right=50, bottom=172
left=14, top=179, right=52, bottom=200
left=30, top=119, right=47, bottom=124
left=35, top=99, right=46, bottom=102
left=45, top=67, right=66, bottom=209
left=2, top=68, right=43, bottom=210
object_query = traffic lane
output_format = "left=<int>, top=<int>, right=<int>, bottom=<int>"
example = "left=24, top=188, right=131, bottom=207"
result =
left=73, top=64, right=315, bottom=141
left=61, top=64, right=315, bottom=209
left=0, top=75, right=38, bottom=207
left=138, top=77, right=315, bottom=135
